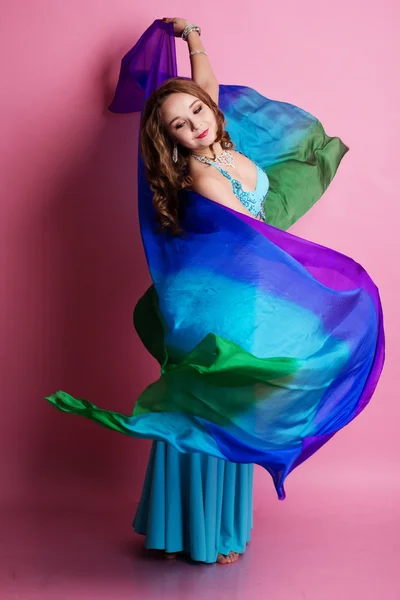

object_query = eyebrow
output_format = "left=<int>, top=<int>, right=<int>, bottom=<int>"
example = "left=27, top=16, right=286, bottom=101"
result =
left=169, top=99, right=201, bottom=126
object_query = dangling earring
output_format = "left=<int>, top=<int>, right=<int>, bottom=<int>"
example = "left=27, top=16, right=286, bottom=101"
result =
left=172, top=142, right=178, bottom=163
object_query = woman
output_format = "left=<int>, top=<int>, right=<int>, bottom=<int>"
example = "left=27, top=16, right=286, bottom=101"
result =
left=45, top=19, right=384, bottom=569
left=133, top=17, right=265, bottom=565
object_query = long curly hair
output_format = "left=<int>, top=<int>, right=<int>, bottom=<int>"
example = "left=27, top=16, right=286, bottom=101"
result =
left=140, top=77, right=233, bottom=235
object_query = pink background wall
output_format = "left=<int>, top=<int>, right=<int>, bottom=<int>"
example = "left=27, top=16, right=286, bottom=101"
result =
left=0, top=0, right=398, bottom=523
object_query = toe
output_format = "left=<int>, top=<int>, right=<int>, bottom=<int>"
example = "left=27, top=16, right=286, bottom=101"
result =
left=228, top=552, right=239, bottom=563
left=217, top=553, right=229, bottom=564
left=217, top=552, right=240, bottom=565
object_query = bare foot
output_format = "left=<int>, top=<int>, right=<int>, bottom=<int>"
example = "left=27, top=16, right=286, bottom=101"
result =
left=164, top=552, right=178, bottom=560
left=217, top=551, right=240, bottom=565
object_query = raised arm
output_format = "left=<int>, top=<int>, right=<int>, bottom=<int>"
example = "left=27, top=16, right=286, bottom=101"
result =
left=163, top=18, right=219, bottom=104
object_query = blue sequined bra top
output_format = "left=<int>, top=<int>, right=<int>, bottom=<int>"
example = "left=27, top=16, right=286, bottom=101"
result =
left=207, top=160, right=269, bottom=222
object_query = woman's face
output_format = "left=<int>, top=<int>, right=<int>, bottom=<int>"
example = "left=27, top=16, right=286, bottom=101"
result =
left=160, top=92, right=218, bottom=152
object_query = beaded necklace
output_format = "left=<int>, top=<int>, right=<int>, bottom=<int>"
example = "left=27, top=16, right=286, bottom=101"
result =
left=191, top=149, right=236, bottom=169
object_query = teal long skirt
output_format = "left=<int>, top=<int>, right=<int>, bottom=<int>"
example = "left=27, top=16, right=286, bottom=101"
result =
left=133, top=441, right=254, bottom=563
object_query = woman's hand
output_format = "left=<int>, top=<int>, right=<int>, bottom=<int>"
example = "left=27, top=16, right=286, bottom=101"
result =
left=162, top=17, right=190, bottom=37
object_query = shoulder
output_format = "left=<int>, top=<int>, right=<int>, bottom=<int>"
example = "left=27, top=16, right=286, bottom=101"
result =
left=190, top=162, right=230, bottom=200
left=191, top=166, right=230, bottom=201
left=190, top=165, right=253, bottom=217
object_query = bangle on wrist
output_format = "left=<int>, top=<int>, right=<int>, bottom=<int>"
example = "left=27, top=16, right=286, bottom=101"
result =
left=190, top=50, right=207, bottom=57
left=182, top=23, right=201, bottom=41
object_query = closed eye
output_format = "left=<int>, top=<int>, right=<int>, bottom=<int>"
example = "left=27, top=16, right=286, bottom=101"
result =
left=175, top=104, right=203, bottom=129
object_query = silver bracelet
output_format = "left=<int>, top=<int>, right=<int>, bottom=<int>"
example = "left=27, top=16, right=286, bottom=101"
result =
left=189, top=50, right=207, bottom=57
left=182, top=23, right=201, bottom=42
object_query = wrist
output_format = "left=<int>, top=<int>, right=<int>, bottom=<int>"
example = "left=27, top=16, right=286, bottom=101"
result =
left=182, top=23, right=201, bottom=42
left=186, top=29, right=200, bottom=39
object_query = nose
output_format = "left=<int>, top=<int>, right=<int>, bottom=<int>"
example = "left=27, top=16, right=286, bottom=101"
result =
left=190, top=118, right=202, bottom=132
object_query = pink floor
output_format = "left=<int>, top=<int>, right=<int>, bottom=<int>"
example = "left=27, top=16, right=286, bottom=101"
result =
left=1, top=478, right=399, bottom=600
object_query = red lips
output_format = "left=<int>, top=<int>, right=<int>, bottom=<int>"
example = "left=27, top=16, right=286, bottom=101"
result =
left=197, top=129, right=209, bottom=139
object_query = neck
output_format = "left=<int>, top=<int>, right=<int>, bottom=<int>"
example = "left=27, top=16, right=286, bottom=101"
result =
left=191, top=142, right=224, bottom=159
